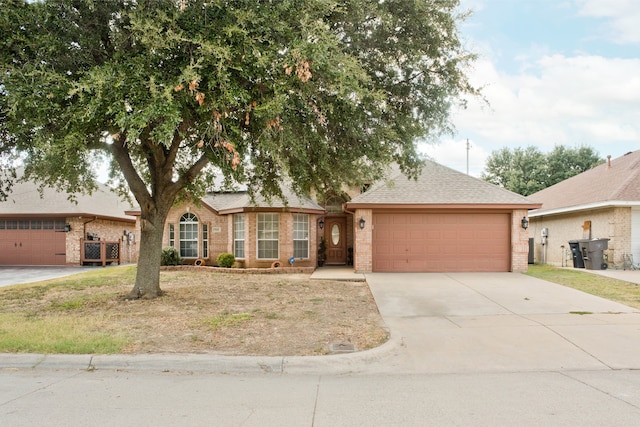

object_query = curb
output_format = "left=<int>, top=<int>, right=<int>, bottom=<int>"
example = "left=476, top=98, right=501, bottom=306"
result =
left=0, top=338, right=400, bottom=375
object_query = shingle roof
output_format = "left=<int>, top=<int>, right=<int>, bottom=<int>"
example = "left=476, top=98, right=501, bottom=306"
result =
left=347, top=159, right=538, bottom=207
left=203, top=187, right=325, bottom=213
left=529, top=150, right=640, bottom=215
left=0, top=176, right=136, bottom=222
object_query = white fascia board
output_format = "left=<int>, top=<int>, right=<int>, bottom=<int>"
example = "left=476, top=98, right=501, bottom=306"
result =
left=529, top=201, right=640, bottom=218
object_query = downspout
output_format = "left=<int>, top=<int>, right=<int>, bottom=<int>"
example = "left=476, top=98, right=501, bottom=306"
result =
left=82, top=216, right=98, bottom=239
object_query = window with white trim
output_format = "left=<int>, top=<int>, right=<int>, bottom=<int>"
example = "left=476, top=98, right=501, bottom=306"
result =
left=169, top=224, right=175, bottom=247
left=179, top=213, right=199, bottom=258
left=202, top=223, right=209, bottom=258
left=257, top=213, right=279, bottom=259
left=234, top=214, right=245, bottom=259
left=293, top=213, right=309, bottom=258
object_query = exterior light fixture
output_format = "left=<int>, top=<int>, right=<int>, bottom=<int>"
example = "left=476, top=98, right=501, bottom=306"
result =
left=521, top=217, right=529, bottom=230
left=359, top=217, right=366, bottom=230
left=318, top=218, right=324, bottom=229
left=64, top=224, right=72, bottom=232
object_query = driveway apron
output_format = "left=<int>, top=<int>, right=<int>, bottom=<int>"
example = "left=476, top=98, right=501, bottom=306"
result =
left=365, top=272, right=640, bottom=374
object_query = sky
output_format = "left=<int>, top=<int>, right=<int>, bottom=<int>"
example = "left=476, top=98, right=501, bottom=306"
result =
left=419, top=0, right=640, bottom=176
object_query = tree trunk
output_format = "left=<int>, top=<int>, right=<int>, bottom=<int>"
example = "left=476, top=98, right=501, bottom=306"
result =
left=126, top=211, right=167, bottom=299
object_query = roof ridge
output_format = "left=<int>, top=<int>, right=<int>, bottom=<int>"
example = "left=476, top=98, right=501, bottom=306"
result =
left=611, top=152, right=640, bottom=200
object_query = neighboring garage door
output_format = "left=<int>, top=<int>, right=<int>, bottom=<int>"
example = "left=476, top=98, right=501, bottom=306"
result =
left=0, top=219, right=67, bottom=265
left=373, top=212, right=511, bottom=272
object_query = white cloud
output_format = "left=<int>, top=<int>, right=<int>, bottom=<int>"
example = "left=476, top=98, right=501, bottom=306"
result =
left=576, top=0, right=640, bottom=44
left=451, top=54, right=640, bottom=157
left=419, top=139, right=490, bottom=178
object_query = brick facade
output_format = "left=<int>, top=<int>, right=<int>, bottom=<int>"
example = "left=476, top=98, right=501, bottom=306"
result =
left=65, top=216, right=137, bottom=265
left=511, top=209, right=530, bottom=272
left=353, top=209, right=373, bottom=273
left=529, top=207, right=632, bottom=269
left=164, top=204, right=320, bottom=268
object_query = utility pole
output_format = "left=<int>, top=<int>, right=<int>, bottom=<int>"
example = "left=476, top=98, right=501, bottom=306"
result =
left=466, top=138, right=470, bottom=175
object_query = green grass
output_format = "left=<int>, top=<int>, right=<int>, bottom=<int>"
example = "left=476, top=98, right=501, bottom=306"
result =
left=0, top=266, right=135, bottom=354
left=525, top=264, right=640, bottom=309
left=203, top=313, right=253, bottom=330
left=0, top=266, right=136, bottom=301
left=0, top=313, right=128, bottom=354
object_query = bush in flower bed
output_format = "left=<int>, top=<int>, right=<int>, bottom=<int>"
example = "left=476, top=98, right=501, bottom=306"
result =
left=217, top=253, right=235, bottom=268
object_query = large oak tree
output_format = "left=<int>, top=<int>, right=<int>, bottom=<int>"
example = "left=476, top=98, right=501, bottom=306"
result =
left=1, top=0, right=478, bottom=298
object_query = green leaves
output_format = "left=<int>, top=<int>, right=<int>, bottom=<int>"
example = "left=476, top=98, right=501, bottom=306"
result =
left=1, top=0, right=478, bottom=202
left=482, top=145, right=605, bottom=196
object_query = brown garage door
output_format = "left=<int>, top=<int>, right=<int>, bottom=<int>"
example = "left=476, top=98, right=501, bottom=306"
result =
left=0, top=219, right=67, bottom=265
left=373, top=212, right=511, bottom=272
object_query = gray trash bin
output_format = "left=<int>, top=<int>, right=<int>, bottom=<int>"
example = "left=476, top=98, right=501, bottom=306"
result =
left=581, top=238, right=610, bottom=270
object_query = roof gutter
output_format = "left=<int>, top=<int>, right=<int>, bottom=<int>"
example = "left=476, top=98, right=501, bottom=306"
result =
left=345, top=203, right=542, bottom=210
left=529, top=200, right=640, bottom=218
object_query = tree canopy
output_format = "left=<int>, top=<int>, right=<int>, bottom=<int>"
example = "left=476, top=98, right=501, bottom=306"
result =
left=481, top=145, right=604, bottom=196
left=1, top=0, right=478, bottom=298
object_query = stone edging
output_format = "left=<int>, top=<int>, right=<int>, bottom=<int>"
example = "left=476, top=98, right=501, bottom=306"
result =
left=160, top=265, right=316, bottom=275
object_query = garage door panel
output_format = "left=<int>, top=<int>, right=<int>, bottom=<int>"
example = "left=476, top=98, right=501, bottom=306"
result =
left=373, top=212, right=510, bottom=272
left=0, top=219, right=66, bottom=265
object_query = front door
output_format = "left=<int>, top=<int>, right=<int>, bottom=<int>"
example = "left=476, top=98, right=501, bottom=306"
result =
left=325, top=217, right=347, bottom=265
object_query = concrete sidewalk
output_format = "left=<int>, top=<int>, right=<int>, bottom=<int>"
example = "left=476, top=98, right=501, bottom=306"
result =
left=310, top=265, right=365, bottom=281
left=577, top=267, right=640, bottom=285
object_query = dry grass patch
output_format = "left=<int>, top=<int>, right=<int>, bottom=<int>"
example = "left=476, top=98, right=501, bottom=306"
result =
left=0, top=267, right=388, bottom=356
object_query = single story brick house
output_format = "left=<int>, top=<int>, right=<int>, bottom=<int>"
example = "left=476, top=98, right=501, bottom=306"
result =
left=0, top=174, right=137, bottom=266
left=345, top=161, right=540, bottom=272
left=527, top=150, right=640, bottom=269
left=1, top=160, right=540, bottom=272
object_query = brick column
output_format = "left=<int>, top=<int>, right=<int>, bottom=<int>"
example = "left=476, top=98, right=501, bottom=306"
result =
left=512, top=209, right=530, bottom=272
left=354, top=209, right=373, bottom=273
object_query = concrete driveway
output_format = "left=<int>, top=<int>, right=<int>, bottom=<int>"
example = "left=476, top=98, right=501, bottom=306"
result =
left=365, top=272, right=640, bottom=374
left=0, top=266, right=102, bottom=287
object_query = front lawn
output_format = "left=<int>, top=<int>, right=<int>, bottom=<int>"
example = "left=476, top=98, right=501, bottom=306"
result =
left=525, top=264, right=640, bottom=309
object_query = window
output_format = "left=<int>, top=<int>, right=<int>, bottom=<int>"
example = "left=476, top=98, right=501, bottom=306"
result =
left=234, top=214, right=245, bottom=259
left=293, top=214, right=309, bottom=258
left=257, top=213, right=279, bottom=259
left=179, top=213, right=199, bottom=258
left=202, top=223, right=209, bottom=258
left=169, top=224, right=175, bottom=247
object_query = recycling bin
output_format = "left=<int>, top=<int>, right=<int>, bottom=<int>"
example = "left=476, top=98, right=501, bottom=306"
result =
left=568, top=239, right=588, bottom=268
left=581, top=238, right=610, bottom=270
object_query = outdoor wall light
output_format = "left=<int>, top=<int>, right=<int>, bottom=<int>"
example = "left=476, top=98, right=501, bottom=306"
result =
left=521, top=217, right=529, bottom=230
left=64, top=224, right=72, bottom=232
left=318, top=218, right=324, bottom=230
left=359, top=217, right=366, bottom=230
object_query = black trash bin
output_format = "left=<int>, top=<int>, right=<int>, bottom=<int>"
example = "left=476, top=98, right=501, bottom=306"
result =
left=582, top=238, right=610, bottom=270
left=568, top=239, right=588, bottom=268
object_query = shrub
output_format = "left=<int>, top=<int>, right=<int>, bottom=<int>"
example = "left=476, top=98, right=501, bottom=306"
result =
left=161, top=247, right=182, bottom=266
left=217, top=253, right=235, bottom=268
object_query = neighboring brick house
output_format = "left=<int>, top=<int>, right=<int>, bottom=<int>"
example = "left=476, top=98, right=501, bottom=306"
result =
left=0, top=174, right=137, bottom=266
left=527, top=150, right=640, bottom=269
